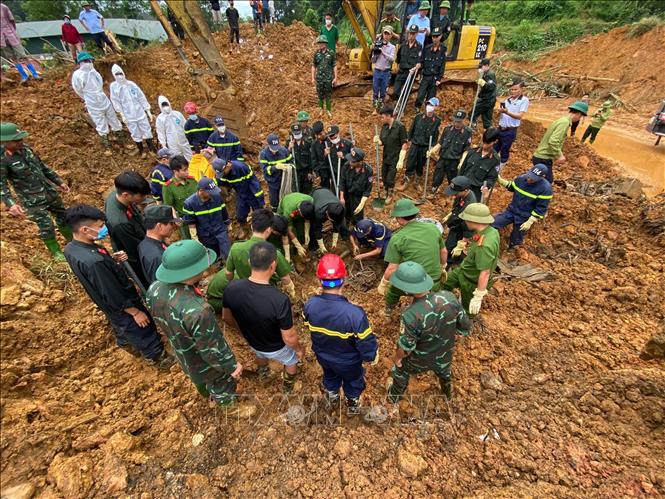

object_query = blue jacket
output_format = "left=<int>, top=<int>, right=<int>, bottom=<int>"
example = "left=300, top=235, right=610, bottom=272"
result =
left=150, top=163, right=173, bottom=201
left=304, top=293, right=378, bottom=365
left=207, top=130, right=244, bottom=162
left=218, top=160, right=264, bottom=202
left=259, top=145, right=292, bottom=189
left=184, top=117, right=214, bottom=149
left=352, top=221, right=392, bottom=258
left=182, top=192, right=230, bottom=238
left=506, top=174, right=553, bottom=220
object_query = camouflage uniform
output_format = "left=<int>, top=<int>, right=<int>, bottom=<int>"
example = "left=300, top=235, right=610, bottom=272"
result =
left=146, top=281, right=238, bottom=405
left=0, top=145, right=69, bottom=240
left=388, top=290, right=472, bottom=402
left=313, top=49, right=335, bottom=102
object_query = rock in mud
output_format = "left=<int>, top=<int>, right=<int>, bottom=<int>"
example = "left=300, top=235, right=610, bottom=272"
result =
left=0, top=483, right=35, bottom=499
left=397, top=448, right=427, bottom=478
left=47, top=453, right=94, bottom=499
left=97, top=454, right=128, bottom=494
left=480, top=371, right=504, bottom=392
left=640, top=324, right=665, bottom=360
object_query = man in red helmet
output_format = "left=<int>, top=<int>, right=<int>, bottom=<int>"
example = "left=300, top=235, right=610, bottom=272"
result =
left=303, top=254, right=379, bottom=415
left=183, top=101, right=213, bottom=151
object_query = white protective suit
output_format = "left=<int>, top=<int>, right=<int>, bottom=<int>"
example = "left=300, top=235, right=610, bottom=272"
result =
left=71, top=62, right=122, bottom=136
left=155, top=95, right=192, bottom=161
left=109, top=64, right=153, bottom=142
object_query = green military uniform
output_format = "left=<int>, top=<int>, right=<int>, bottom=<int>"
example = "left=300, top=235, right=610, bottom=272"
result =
left=444, top=225, right=500, bottom=311
left=388, top=290, right=472, bottom=402
left=146, top=241, right=238, bottom=406
left=380, top=120, right=408, bottom=190
left=319, top=24, right=339, bottom=54
left=313, top=42, right=335, bottom=111
left=472, top=69, right=497, bottom=129
left=433, top=121, right=473, bottom=187
left=384, top=219, right=444, bottom=306
left=583, top=102, right=613, bottom=145
left=206, top=267, right=229, bottom=313
left=0, top=144, right=71, bottom=247
left=277, top=192, right=313, bottom=243
left=380, top=16, right=401, bottom=37
left=533, top=116, right=571, bottom=161
left=226, top=235, right=291, bottom=281
left=162, top=176, right=198, bottom=239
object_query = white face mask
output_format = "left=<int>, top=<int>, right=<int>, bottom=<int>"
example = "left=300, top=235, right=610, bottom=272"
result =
left=426, top=105, right=435, bottom=114
left=162, top=106, right=172, bottom=114
left=330, top=137, right=340, bottom=145
left=293, top=133, right=303, bottom=140
left=325, top=19, right=332, bottom=26
left=65, top=19, right=71, bottom=24
left=217, top=126, right=226, bottom=134
left=115, top=74, right=126, bottom=84
left=80, top=61, right=93, bottom=71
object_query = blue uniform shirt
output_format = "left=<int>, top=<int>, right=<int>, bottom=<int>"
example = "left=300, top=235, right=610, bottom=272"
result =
left=207, top=130, right=244, bottom=162
left=259, top=145, right=292, bottom=189
left=184, top=117, right=214, bottom=149
left=218, top=160, right=264, bottom=202
left=150, top=163, right=173, bottom=201
left=182, top=192, right=230, bottom=238
left=353, top=221, right=392, bottom=258
left=304, top=293, right=377, bottom=365
left=506, top=174, right=553, bottom=220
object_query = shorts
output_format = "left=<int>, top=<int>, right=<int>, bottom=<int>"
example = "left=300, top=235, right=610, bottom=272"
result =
left=251, top=344, right=298, bottom=366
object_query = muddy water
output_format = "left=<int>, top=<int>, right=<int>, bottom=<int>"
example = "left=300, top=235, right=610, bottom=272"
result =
left=525, top=100, right=665, bottom=195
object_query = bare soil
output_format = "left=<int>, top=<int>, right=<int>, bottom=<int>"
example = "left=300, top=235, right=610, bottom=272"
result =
left=1, top=22, right=664, bottom=498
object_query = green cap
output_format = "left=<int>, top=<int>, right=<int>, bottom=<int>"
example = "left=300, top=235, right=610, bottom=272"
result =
left=602, top=100, right=612, bottom=108
left=155, top=240, right=216, bottom=284
left=459, top=203, right=494, bottom=224
left=317, top=35, right=328, bottom=44
left=76, top=51, right=94, bottom=63
left=568, top=100, right=589, bottom=116
left=390, top=198, right=420, bottom=218
left=296, top=110, right=310, bottom=121
left=0, top=123, right=28, bottom=142
left=440, top=1, right=451, bottom=8
left=389, top=261, right=433, bottom=294
left=419, top=0, right=431, bottom=10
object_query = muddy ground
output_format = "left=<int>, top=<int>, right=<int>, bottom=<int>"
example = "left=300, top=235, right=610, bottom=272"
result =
left=1, top=22, right=664, bottom=498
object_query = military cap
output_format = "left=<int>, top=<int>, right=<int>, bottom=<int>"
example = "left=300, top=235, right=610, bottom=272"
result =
left=290, top=123, right=302, bottom=133
left=144, top=204, right=182, bottom=224
left=452, top=109, right=467, bottom=121
left=345, top=147, right=365, bottom=163
left=317, top=35, right=328, bottom=44
left=568, top=101, right=589, bottom=116
left=390, top=261, right=433, bottom=294
left=444, top=176, right=472, bottom=196
left=0, top=123, right=28, bottom=142
left=431, top=26, right=443, bottom=37
left=408, top=24, right=419, bottom=33
left=296, top=110, right=310, bottom=121
left=326, top=125, right=340, bottom=137
left=459, top=203, right=494, bottom=224
left=156, top=240, right=216, bottom=284
left=391, top=198, right=420, bottom=218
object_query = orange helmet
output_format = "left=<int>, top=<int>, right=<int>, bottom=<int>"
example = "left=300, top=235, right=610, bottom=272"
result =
left=184, top=101, right=198, bottom=114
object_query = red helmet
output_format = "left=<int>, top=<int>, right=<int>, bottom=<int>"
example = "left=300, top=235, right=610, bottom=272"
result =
left=316, top=254, right=347, bottom=281
left=184, top=101, right=198, bottom=114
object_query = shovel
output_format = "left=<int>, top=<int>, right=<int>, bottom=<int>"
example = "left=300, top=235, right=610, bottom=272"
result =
left=371, top=124, right=385, bottom=211
left=414, top=135, right=433, bottom=205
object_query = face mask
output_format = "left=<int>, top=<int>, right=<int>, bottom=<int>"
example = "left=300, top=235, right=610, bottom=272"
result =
left=80, top=61, right=93, bottom=71
left=293, top=133, right=303, bottom=140
left=330, top=137, right=340, bottom=145
left=65, top=19, right=71, bottom=24
left=162, top=106, right=171, bottom=114
left=189, top=114, right=198, bottom=121
left=426, top=105, right=435, bottom=114
left=115, top=75, right=126, bottom=84
left=88, top=224, right=108, bottom=241
left=217, top=126, right=226, bottom=133
left=325, top=19, right=332, bottom=26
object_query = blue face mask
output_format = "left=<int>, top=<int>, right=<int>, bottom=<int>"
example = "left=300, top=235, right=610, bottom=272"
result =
left=189, top=114, right=198, bottom=121
left=92, top=224, right=109, bottom=241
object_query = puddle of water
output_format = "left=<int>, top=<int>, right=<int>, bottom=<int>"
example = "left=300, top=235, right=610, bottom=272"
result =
left=526, top=101, right=665, bottom=195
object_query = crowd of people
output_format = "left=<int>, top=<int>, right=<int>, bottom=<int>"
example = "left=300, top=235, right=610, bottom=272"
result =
left=1, top=0, right=613, bottom=417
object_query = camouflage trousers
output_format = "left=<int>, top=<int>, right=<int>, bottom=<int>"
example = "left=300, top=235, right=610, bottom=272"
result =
left=385, top=279, right=441, bottom=307
left=388, top=351, right=453, bottom=403
left=27, top=197, right=67, bottom=240
left=316, top=78, right=333, bottom=100
left=194, top=374, right=237, bottom=406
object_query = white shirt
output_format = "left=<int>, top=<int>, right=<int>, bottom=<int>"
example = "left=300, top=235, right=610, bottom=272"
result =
left=499, top=95, right=529, bottom=128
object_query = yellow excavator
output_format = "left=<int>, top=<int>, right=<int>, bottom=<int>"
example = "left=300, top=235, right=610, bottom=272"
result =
left=344, top=0, right=495, bottom=73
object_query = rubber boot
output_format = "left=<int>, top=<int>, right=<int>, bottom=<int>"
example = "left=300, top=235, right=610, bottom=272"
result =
left=100, top=135, right=113, bottom=157
left=25, top=62, right=40, bottom=79
left=116, top=130, right=135, bottom=150
left=146, top=139, right=157, bottom=153
left=383, top=302, right=395, bottom=317
left=397, top=176, right=410, bottom=192
left=16, top=64, right=29, bottom=82
left=385, top=188, right=394, bottom=204
left=439, top=377, right=452, bottom=400
left=257, top=364, right=271, bottom=381
left=346, top=397, right=361, bottom=416
left=57, top=224, right=73, bottom=242
left=136, top=141, right=146, bottom=159
left=43, top=238, right=65, bottom=262
left=282, top=371, right=297, bottom=394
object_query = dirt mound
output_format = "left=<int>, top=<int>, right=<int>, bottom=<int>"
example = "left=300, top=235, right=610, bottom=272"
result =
left=504, top=25, right=665, bottom=113
left=2, top=21, right=665, bottom=498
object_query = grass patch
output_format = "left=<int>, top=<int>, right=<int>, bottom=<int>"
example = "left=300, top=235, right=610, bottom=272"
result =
left=627, top=16, right=664, bottom=37
left=27, top=255, right=77, bottom=297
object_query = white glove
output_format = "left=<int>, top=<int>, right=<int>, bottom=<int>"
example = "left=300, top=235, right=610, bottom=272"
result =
left=304, top=222, right=311, bottom=246
left=146, top=109, right=153, bottom=121
left=370, top=347, right=380, bottom=366
left=377, top=276, right=390, bottom=296
left=451, top=239, right=467, bottom=258
left=396, top=149, right=407, bottom=172
left=190, top=230, right=199, bottom=242
left=317, top=239, right=327, bottom=254
left=441, top=212, right=451, bottom=224
left=353, top=196, right=368, bottom=215
left=427, top=143, right=441, bottom=158
left=283, top=280, right=297, bottom=301
left=292, top=239, right=307, bottom=258
left=440, top=267, right=448, bottom=284
left=477, top=78, right=486, bottom=87
left=519, top=215, right=538, bottom=232
left=275, top=164, right=288, bottom=171
left=373, top=135, right=381, bottom=145
left=119, top=112, right=127, bottom=125
left=331, top=232, right=339, bottom=249
left=284, top=243, right=292, bottom=262
left=498, top=175, right=510, bottom=188
left=469, top=288, right=488, bottom=315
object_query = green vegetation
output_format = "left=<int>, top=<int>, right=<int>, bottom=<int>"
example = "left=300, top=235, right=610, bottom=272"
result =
left=473, top=0, right=665, bottom=54
left=627, top=15, right=665, bottom=38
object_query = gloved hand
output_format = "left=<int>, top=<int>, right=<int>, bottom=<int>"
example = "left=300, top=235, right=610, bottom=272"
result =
left=370, top=347, right=380, bottom=366
left=331, top=232, right=339, bottom=249
left=498, top=175, right=510, bottom=188
left=317, top=239, right=327, bottom=254
left=377, top=276, right=390, bottom=296
left=373, top=135, right=382, bottom=145
left=451, top=239, right=467, bottom=258
left=427, top=143, right=441, bottom=158
left=440, top=266, right=448, bottom=284
left=119, top=112, right=127, bottom=125
left=292, top=239, right=307, bottom=258
left=275, top=164, right=288, bottom=171
left=441, top=212, right=452, bottom=224
left=469, top=288, right=488, bottom=315
left=283, top=280, right=297, bottom=301
left=284, top=244, right=292, bottom=262
left=146, top=109, right=153, bottom=121
left=353, top=196, right=368, bottom=215
left=190, top=232, right=199, bottom=242
left=519, top=215, right=538, bottom=232
left=477, top=78, right=486, bottom=87
left=396, top=149, right=407, bottom=171
left=304, top=222, right=311, bottom=246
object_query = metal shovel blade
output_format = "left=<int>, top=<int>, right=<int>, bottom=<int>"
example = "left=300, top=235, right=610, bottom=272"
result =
left=372, top=197, right=386, bottom=210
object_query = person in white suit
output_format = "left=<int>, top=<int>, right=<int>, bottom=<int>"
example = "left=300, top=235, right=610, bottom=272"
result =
left=155, top=95, right=192, bottom=161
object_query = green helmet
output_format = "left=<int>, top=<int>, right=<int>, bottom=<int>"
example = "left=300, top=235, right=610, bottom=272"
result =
left=568, top=100, right=589, bottom=116
left=440, top=1, right=451, bottom=8
left=390, top=198, right=420, bottom=218
left=602, top=100, right=612, bottom=108
left=0, top=122, right=28, bottom=142
left=419, top=0, right=431, bottom=10
left=317, top=35, right=328, bottom=44
left=459, top=203, right=494, bottom=224
left=296, top=110, right=310, bottom=121
left=155, top=240, right=216, bottom=284
left=389, top=261, right=434, bottom=294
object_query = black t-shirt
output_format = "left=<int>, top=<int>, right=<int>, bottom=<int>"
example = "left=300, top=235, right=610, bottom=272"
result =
left=226, top=7, right=240, bottom=26
left=222, top=279, right=293, bottom=352
left=138, top=236, right=167, bottom=284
